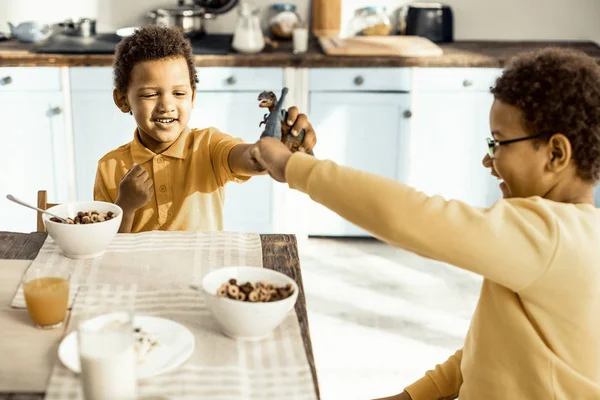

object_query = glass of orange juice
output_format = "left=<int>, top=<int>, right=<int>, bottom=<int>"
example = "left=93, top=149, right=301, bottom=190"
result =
left=22, top=269, right=70, bottom=329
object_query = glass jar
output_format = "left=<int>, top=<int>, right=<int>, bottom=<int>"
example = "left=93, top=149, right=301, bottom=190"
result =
left=268, top=3, right=302, bottom=40
left=347, top=6, right=393, bottom=37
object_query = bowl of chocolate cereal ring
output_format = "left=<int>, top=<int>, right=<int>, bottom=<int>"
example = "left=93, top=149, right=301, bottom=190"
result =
left=42, top=201, right=122, bottom=260
left=201, top=266, right=299, bottom=340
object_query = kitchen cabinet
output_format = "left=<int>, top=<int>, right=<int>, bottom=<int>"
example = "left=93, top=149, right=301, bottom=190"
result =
left=307, top=68, right=412, bottom=236
left=70, top=67, right=137, bottom=202
left=191, top=67, right=284, bottom=233
left=406, top=68, right=503, bottom=208
left=0, top=67, right=69, bottom=233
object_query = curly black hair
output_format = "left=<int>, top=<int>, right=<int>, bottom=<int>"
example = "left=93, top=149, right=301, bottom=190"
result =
left=491, top=47, right=600, bottom=182
left=113, top=25, right=198, bottom=93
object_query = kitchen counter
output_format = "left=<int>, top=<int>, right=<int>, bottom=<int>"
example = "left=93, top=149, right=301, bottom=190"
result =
left=0, top=37, right=599, bottom=68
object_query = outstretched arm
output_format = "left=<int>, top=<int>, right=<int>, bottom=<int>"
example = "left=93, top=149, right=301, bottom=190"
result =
left=229, top=107, right=317, bottom=176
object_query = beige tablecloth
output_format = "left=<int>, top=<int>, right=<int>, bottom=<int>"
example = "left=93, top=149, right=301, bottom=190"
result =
left=0, top=259, right=63, bottom=392
left=3, top=231, right=317, bottom=399
left=46, top=284, right=316, bottom=400
left=11, top=231, right=263, bottom=308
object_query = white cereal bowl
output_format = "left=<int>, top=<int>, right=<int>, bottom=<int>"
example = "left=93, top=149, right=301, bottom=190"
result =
left=201, top=266, right=299, bottom=341
left=42, top=201, right=122, bottom=259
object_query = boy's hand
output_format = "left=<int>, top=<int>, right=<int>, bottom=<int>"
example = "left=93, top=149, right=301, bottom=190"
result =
left=116, top=164, right=154, bottom=212
left=242, top=144, right=267, bottom=174
left=250, top=137, right=294, bottom=183
left=284, top=106, right=317, bottom=154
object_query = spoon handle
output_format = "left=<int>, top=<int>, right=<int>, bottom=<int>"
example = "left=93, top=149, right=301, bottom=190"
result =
left=6, top=194, right=66, bottom=222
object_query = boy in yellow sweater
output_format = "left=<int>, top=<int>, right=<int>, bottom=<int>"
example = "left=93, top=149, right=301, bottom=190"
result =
left=93, top=25, right=316, bottom=233
left=251, top=48, right=600, bottom=399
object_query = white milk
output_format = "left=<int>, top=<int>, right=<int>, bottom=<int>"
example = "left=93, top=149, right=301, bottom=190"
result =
left=79, top=334, right=137, bottom=400
left=293, top=27, right=309, bottom=53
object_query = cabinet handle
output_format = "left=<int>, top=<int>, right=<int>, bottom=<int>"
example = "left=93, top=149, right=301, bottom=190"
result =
left=462, top=79, right=473, bottom=87
left=47, top=106, right=62, bottom=117
left=403, top=110, right=412, bottom=119
left=226, top=76, right=236, bottom=85
left=354, top=75, right=364, bottom=86
left=0, top=76, right=12, bottom=86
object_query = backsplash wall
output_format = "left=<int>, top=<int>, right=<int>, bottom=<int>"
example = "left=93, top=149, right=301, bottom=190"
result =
left=1, top=0, right=599, bottom=43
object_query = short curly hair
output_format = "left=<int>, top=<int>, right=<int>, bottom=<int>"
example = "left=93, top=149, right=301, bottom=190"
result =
left=113, top=25, right=198, bottom=93
left=491, top=48, right=600, bottom=182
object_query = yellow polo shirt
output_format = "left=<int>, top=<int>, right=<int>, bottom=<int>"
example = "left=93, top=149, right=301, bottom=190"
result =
left=93, top=127, right=248, bottom=232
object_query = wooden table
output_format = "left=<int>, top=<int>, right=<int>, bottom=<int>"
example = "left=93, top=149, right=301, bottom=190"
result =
left=0, top=231, right=319, bottom=400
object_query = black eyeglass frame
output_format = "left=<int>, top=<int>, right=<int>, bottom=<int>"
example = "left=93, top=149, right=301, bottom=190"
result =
left=486, top=132, right=554, bottom=158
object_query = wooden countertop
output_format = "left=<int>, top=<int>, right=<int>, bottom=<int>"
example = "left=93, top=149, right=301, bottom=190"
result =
left=0, top=37, right=599, bottom=68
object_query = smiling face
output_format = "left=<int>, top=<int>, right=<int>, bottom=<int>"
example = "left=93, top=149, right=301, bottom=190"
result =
left=483, top=100, right=555, bottom=199
left=114, top=56, right=195, bottom=153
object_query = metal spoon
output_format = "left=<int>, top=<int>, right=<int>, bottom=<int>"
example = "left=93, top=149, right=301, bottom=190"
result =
left=6, top=194, right=68, bottom=223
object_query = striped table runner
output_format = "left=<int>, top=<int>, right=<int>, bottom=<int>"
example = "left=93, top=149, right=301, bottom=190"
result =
left=11, top=231, right=263, bottom=308
left=45, top=284, right=316, bottom=399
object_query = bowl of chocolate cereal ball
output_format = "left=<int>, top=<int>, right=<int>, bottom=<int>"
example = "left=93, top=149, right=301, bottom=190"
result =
left=201, top=266, right=299, bottom=340
left=42, top=201, right=122, bottom=259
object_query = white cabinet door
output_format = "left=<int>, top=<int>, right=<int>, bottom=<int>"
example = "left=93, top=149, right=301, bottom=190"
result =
left=0, top=92, right=69, bottom=232
left=189, top=92, right=277, bottom=233
left=71, top=67, right=137, bottom=201
left=71, top=91, right=136, bottom=201
left=407, top=91, right=502, bottom=207
left=72, top=92, right=136, bottom=201
left=308, top=92, right=411, bottom=236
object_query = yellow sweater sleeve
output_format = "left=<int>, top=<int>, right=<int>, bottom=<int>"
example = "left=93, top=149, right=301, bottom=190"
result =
left=405, top=349, right=463, bottom=400
left=285, top=153, right=559, bottom=292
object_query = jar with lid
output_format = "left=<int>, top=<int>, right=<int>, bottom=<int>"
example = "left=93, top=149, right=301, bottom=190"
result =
left=347, top=6, right=393, bottom=37
left=268, top=3, right=302, bottom=40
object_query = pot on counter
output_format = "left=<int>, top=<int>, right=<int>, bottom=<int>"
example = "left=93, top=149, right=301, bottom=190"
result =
left=147, top=0, right=238, bottom=38
left=58, top=18, right=96, bottom=37
left=147, top=6, right=210, bottom=37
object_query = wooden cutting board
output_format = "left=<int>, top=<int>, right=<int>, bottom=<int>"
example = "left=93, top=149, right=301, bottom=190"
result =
left=319, top=36, right=443, bottom=57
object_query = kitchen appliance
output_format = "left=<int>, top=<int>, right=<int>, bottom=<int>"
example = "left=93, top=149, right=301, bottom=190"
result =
left=399, top=3, right=453, bottom=43
left=148, top=0, right=238, bottom=37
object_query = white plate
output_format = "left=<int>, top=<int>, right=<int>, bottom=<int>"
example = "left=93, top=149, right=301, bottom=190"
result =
left=58, top=315, right=195, bottom=379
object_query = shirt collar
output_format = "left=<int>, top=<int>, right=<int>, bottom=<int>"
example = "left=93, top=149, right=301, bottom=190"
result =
left=130, top=127, right=191, bottom=164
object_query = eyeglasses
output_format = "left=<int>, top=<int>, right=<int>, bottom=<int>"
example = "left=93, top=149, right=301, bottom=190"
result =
left=486, top=132, right=554, bottom=158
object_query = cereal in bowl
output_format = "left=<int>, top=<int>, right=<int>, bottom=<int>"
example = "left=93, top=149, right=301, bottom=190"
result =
left=50, top=211, right=117, bottom=225
left=217, top=279, right=294, bottom=303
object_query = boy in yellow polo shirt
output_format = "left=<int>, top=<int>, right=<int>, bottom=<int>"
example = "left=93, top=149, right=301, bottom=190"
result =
left=251, top=48, right=600, bottom=399
left=93, top=25, right=316, bottom=233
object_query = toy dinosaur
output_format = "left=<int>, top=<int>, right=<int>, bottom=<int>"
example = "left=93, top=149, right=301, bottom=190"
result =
left=258, top=87, right=313, bottom=155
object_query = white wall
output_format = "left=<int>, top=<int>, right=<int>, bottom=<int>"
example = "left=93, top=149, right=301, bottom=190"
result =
left=1, top=0, right=599, bottom=43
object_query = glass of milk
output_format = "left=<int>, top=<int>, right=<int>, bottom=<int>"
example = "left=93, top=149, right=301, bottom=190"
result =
left=78, top=311, right=137, bottom=400
left=293, top=24, right=309, bottom=54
